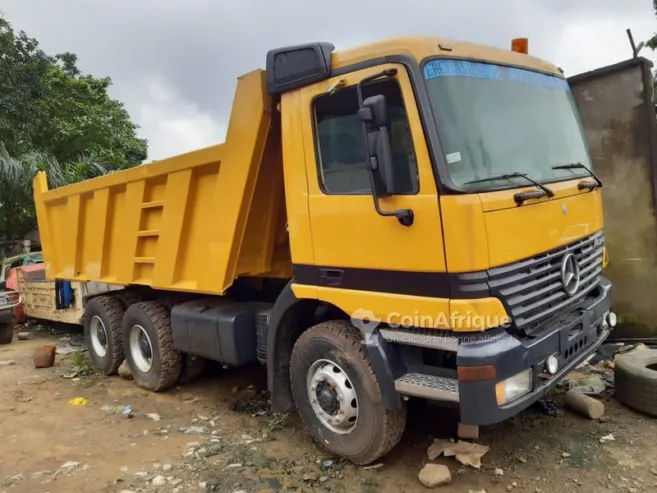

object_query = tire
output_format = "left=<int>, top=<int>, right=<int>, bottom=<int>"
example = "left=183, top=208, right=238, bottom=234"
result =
left=114, top=290, right=143, bottom=309
left=615, top=349, right=657, bottom=416
left=83, top=296, right=125, bottom=374
left=179, top=355, right=206, bottom=383
left=290, top=320, right=407, bottom=465
left=0, top=323, right=13, bottom=344
left=122, top=301, right=182, bottom=391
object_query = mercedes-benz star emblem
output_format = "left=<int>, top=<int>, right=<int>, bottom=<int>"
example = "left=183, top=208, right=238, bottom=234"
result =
left=561, top=253, right=580, bottom=296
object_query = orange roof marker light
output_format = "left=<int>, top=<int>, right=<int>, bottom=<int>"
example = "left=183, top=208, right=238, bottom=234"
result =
left=511, top=38, right=529, bottom=54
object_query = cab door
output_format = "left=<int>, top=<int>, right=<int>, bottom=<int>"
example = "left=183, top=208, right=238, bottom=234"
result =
left=296, top=63, right=448, bottom=318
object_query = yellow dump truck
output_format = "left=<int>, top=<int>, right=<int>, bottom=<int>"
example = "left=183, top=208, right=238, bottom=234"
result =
left=34, top=36, right=615, bottom=464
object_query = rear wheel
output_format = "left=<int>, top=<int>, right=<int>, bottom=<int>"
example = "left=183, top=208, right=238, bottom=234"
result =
left=290, top=320, right=406, bottom=464
left=0, top=323, right=13, bottom=344
left=122, top=301, right=182, bottom=391
left=83, top=296, right=125, bottom=374
left=114, top=290, right=143, bottom=309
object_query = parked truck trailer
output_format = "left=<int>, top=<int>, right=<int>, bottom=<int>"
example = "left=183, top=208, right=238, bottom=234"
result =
left=34, top=36, right=615, bottom=464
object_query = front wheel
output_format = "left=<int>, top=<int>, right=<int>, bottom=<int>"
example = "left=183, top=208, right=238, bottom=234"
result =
left=290, top=320, right=406, bottom=464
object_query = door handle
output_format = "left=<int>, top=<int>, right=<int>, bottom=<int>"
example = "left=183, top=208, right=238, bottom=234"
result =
left=320, top=268, right=343, bottom=286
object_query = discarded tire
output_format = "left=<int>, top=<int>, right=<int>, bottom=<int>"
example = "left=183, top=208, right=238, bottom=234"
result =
left=615, top=349, right=657, bottom=417
left=0, top=323, right=13, bottom=344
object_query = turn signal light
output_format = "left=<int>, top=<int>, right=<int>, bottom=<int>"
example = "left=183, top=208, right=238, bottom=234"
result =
left=458, top=364, right=496, bottom=382
left=511, top=38, right=529, bottom=54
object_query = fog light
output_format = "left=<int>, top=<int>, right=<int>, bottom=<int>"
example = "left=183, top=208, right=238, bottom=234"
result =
left=546, top=354, right=559, bottom=375
left=607, top=311, right=617, bottom=328
left=495, top=369, right=533, bottom=406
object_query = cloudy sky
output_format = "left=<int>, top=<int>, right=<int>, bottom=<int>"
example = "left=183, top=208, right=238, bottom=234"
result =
left=3, top=0, right=657, bottom=161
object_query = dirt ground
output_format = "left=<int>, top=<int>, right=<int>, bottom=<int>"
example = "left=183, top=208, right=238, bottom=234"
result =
left=1, top=327, right=657, bottom=493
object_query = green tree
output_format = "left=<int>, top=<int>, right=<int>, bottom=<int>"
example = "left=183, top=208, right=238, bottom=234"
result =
left=0, top=16, right=147, bottom=169
left=649, top=1, right=657, bottom=50
left=0, top=15, right=147, bottom=241
left=0, top=144, right=108, bottom=239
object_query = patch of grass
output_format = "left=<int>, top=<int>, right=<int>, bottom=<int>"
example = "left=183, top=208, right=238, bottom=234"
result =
left=72, top=350, right=91, bottom=374
left=266, top=413, right=289, bottom=431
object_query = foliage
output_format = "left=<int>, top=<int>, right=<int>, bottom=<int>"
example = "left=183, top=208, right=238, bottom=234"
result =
left=0, top=17, right=147, bottom=167
left=0, top=15, right=147, bottom=240
left=266, top=413, right=290, bottom=431
left=0, top=143, right=108, bottom=238
left=72, top=350, right=91, bottom=374
left=649, top=1, right=657, bottom=50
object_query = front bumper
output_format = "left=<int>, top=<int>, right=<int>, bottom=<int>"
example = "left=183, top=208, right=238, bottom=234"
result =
left=0, top=290, right=21, bottom=325
left=457, top=277, right=612, bottom=426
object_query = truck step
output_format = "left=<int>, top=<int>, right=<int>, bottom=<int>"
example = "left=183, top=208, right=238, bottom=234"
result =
left=395, top=373, right=460, bottom=403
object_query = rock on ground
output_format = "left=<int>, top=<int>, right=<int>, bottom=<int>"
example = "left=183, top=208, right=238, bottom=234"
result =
left=418, top=463, right=452, bottom=487
left=152, top=475, right=166, bottom=485
left=118, top=360, right=132, bottom=379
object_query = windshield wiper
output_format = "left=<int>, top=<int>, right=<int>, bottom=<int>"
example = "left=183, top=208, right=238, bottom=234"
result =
left=464, top=172, right=555, bottom=200
left=552, top=162, right=603, bottom=189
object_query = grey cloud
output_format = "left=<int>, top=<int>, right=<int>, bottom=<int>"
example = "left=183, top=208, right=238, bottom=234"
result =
left=3, top=0, right=655, bottom=159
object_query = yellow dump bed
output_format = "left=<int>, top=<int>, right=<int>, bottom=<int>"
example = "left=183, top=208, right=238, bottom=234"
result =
left=34, top=70, right=290, bottom=296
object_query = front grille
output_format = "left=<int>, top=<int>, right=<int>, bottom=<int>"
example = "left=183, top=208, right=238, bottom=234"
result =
left=488, top=231, right=604, bottom=334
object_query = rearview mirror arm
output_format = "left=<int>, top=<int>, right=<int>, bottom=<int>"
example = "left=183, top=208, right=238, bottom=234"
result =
left=367, top=172, right=414, bottom=226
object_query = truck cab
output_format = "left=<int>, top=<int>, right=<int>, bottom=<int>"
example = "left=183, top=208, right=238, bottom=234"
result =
left=266, top=36, right=613, bottom=458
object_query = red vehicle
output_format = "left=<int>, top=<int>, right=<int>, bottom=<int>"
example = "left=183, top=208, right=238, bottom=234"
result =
left=0, top=252, right=42, bottom=344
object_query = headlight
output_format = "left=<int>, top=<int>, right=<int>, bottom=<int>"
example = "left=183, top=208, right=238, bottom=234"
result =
left=495, top=369, right=532, bottom=405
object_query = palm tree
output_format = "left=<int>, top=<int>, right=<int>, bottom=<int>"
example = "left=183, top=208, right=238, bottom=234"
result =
left=0, top=143, right=108, bottom=240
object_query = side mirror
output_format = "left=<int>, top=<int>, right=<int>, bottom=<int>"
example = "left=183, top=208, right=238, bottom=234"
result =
left=354, top=68, right=414, bottom=227
left=359, top=95, right=396, bottom=197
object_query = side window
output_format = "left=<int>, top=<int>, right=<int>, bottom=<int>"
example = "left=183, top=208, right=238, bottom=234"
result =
left=314, top=79, right=419, bottom=194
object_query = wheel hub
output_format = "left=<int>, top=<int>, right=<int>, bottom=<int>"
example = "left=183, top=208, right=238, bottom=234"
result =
left=89, top=315, right=108, bottom=358
left=139, top=335, right=152, bottom=359
left=316, top=381, right=340, bottom=415
left=129, top=325, right=154, bottom=373
left=307, top=359, right=359, bottom=435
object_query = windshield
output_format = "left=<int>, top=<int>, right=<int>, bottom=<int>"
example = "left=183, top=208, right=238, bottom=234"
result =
left=423, top=59, right=592, bottom=190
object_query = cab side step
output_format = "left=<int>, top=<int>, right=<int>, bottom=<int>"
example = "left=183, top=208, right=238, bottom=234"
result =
left=394, top=373, right=460, bottom=403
